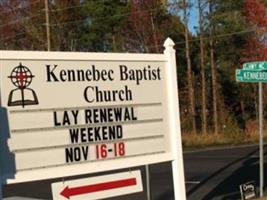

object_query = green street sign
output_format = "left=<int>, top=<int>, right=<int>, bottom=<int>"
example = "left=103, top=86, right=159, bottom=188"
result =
left=243, top=61, right=267, bottom=70
left=236, top=69, right=267, bottom=82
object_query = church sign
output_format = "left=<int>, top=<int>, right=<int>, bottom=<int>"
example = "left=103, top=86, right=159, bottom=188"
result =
left=0, top=39, right=186, bottom=200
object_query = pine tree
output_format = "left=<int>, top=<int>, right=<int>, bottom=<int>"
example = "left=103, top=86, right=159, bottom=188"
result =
left=77, top=0, right=128, bottom=52
left=182, top=0, right=197, bottom=134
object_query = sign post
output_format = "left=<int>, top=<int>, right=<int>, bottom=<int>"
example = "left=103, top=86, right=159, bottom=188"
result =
left=145, top=165, right=151, bottom=200
left=259, top=82, right=264, bottom=197
left=164, top=38, right=187, bottom=200
left=0, top=38, right=186, bottom=200
left=0, top=63, right=3, bottom=200
left=236, top=61, right=267, bottom=198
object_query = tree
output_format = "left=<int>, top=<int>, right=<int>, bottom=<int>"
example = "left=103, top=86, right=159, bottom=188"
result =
left=124, top=0, right=166, bottom=53
left=0, top=0, right=83, bottom=51
left=182, top=0, right=197, bottom=134
left=0, top=0, right=46, bottom=50
left=241, top=0, right=267, bottom=130
left=77, top=0, right=128, bottom=52
left=242, top=0, right=267, bottom=62
left=47, top=0, right=83, bottom=51
left=203, top=0, right=250, bottom=133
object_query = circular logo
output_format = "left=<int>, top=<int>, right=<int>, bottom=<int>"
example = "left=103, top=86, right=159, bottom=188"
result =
left=8, top=63, right=38, bottom=107
left=9, top=63, right=34, bottom=89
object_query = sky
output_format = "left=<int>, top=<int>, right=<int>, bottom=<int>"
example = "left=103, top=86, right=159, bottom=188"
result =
left=188, top=1, right=199, bottom=35
left=173, top=0, right=200, bottom=35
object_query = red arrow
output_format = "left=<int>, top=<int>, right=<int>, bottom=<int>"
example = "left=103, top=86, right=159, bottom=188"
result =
left=60, top=178, right=137, bottom=199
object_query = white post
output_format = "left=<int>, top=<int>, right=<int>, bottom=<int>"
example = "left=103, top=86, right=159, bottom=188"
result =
left=0, top=53, right=3, bottom=200
left=164, top=38, right=187, bottom=200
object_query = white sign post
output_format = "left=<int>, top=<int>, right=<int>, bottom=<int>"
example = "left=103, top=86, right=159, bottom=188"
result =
left=164, top=38, right=186, bottom=200
left=0, top=38, right=186, bottom=200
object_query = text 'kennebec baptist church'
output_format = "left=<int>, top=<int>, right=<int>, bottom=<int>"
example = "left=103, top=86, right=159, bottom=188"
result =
left=45, top=64, right=162, bottom=103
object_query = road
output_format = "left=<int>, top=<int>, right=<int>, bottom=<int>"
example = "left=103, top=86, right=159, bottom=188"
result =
left=2, top=144, right=265, bottom=200
left=184, top=144, right=262, bottom=200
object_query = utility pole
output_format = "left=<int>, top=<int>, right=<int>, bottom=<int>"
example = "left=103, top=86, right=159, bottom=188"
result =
left=45, top=0, right=51, bottom=51
left=209, top=0, right=218, bottom=135
left=198, top=0, right=207, bottom=135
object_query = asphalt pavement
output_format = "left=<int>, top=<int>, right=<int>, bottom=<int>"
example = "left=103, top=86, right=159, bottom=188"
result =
left=184, top=144, right=262, bottom=200
left=2, top=144, right=266, bottom=200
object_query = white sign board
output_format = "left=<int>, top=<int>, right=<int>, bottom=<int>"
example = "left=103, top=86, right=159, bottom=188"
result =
left=51, top=170, right=143, bottom=200
left=0, top=38, right=186, bottom=200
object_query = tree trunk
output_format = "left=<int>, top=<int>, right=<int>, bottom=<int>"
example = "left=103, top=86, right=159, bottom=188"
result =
left=183, top=0, right=197, bottom=134
left=240, top=100, right=245, bottom=119
left=150, top=11, right=159, bottom=53
left=209, top=0, right=218, bottom=135
left=198, top=0, right=207, bottom=135
left=112, top=35, right=117, bottom=52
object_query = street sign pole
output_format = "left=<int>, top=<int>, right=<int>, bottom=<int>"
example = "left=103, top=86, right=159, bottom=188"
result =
left=236, top=61, right=267, bottom=198
left=259, top=82, right=264, bottom=197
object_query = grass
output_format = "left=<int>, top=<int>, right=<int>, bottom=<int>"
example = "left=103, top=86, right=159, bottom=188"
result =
left=182, top=129, right=263, bottom=149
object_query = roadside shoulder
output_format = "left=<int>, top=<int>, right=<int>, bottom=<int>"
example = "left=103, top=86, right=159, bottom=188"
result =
left=184, top=143, right=259, bottom=154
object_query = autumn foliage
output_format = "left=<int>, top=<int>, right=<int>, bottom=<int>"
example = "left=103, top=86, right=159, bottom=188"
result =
left=125, top=0, right=163, bottom=53
left=241, top=0, right=267, bottom=62
left=0, top=0, right=46, bottom=50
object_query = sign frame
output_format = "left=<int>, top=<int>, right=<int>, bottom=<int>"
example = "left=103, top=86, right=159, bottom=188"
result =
left=0, top=38, right=186, bottom=200
left=1, top=47, right=171, bottom=183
